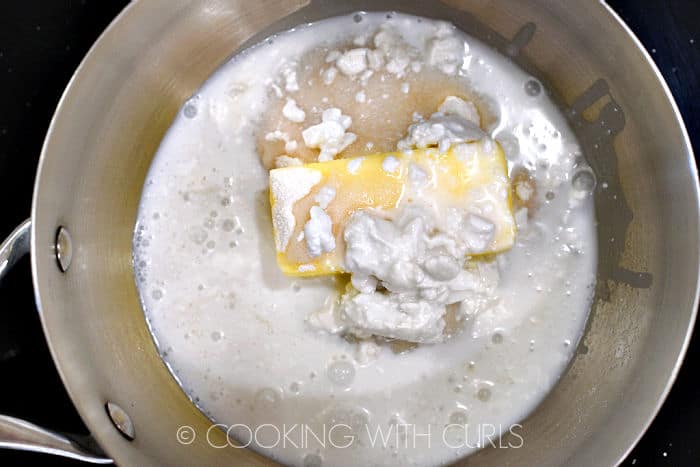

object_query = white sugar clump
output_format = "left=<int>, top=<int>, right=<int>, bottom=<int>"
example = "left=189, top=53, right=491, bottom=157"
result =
left=373, top=25, right=415, bottom=77
left=408, top=163, right=429, bottom=188
left=427, top=22, right=465, bottom=74
left=399, top=96, right=484, bottom=152
left=438, top=96, right=480, bottom=126
left=270, top=167, right=322, bottom=251
left=322, top=67, right=338, bottom=85
left=282, top=98, right=306, bottom=123
left=347, top=157, right=364, bottom=175
left=325, top=50, right=342, bottom=63
left=274, top=155, right=303, bottom=168
left=298, top=264, right=316, bottom=273
left=367, top=49, right=384, bottom=70
left=321, top=20, right=469, bottom=83
left=304, top=206, right=336, bottom=257
left=381, top=155, right=401, bottom=173
left=285, top=140, right=298, bottom=152
left=302, top=108, right=357, bottom=162
left=280, top=62, right=299, bottom=92
left=315, top=185, right=337, bottom=209
left=336, top=48, right=369, bottom=76
left=266, top=130, right=299, bottom=154
left=265, top=129, right=290, bottom=142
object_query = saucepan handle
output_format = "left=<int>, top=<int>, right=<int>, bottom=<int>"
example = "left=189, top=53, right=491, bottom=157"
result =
left=0, top=219, right=31, bottom=282
left=0, top=220, right=112, bottom=464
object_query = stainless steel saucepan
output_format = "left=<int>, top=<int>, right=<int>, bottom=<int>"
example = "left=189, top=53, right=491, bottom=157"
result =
left=0, top=0, right=698, bottom=465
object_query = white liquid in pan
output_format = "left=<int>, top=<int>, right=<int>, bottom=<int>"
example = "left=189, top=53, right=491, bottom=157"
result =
left=134, top=12, right=596, bottom=466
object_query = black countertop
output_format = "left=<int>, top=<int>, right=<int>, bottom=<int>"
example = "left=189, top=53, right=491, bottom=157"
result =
left=0, top=1, right=698, bottom=465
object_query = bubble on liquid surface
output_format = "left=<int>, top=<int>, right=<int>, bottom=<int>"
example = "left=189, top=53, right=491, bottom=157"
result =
left=572, top=170, right=596, bottom=193
left=388, top=413, right=410, bottom=440
left=491, top=331, right=504, bottom=344
left=524, top=79, right=542, bottom=97
left=477, top=387, right=492, bottom=402
left=211, top=331, right=224, bottom=342
left=255, top=387, right=281, bottom=406
left=289, top=381, right=301, bottom=394
left=189, top=227, right=208, bottom=245
left=353, top=13, right=364, bottom=23
left=323, top=405, right=370, bottom=435
left=327, top=360, right=356, bottom=387
left=222, top=219, right=236, bottom=232
left=183, top=100, right=198, bottom=119
left=151, top=289, right=164, bottom=301
left=303, top=453, right=323, bottom=467
left=449, top=410, right=468, bottom=425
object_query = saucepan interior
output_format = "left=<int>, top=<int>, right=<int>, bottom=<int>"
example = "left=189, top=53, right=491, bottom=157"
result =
left=30, top=0, right=698, bottom=465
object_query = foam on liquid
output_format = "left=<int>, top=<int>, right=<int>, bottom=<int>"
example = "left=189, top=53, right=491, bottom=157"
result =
left=133, top=12, right=596, bottom=466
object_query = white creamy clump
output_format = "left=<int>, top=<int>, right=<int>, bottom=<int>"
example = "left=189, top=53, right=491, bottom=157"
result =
left=325, top=206, right=499, bottom=343
left=307, top=97, right=500, bottom=344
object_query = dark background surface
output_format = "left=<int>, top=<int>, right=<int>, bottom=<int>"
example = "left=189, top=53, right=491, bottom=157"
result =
left=0, top=1, right=698, bottom=465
